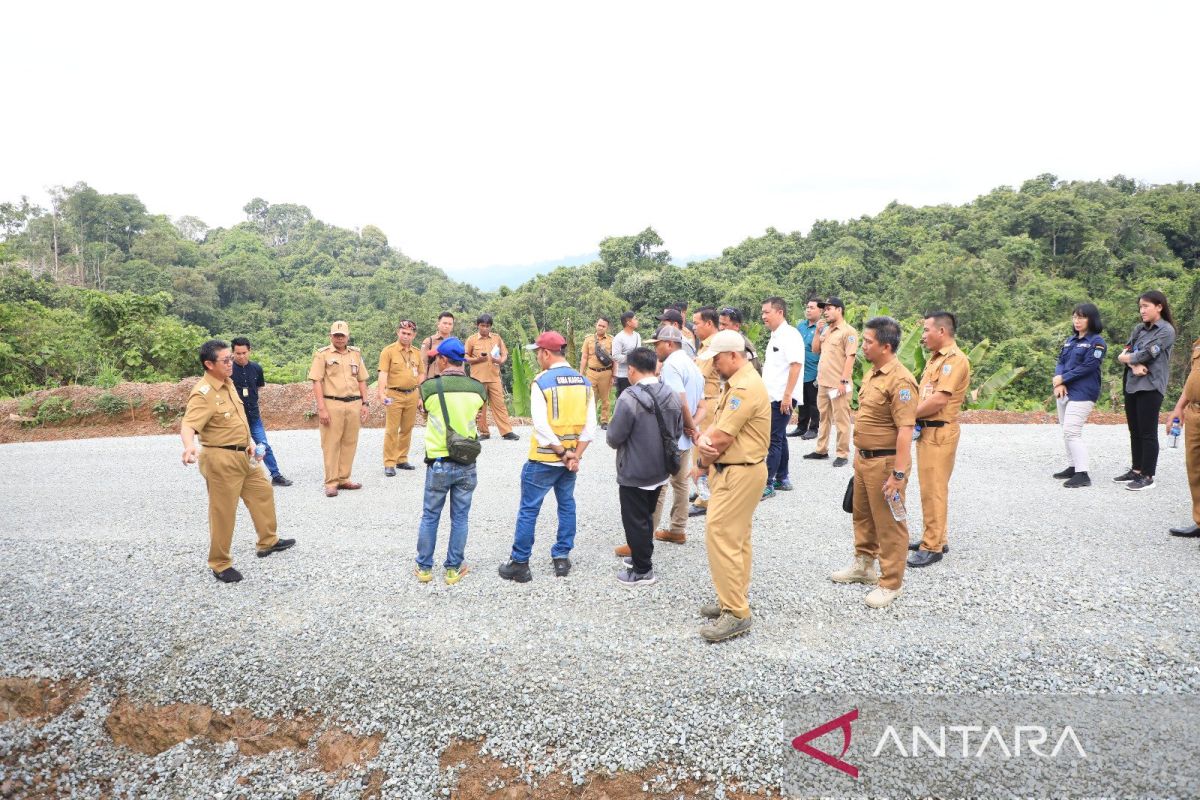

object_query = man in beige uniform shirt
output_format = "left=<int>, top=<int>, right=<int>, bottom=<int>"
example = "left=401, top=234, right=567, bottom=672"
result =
left=465, top=313, right=519, bottom=440
left=807, top=295, right=858, bottom=467
left=310, top=320, right=369, bottom=497
left=377, top=319, right=422, bottom=475
left=181, top=339, right=294, bottom=583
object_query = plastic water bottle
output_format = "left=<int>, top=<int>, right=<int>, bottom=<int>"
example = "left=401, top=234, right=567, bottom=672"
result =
left=913, top=423, right=923, bottom=441
left=252, top=443, right=266, bottom=463
left=491, top=344, right=501, bottom=359
left=886, top=490, right=906, bottom=522
left=1171, top=418, right=1181, bottom=448
left=695, top=474, right=711, bottom=501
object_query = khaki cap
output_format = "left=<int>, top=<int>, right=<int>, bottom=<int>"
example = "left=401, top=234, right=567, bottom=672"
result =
left=330, top=320, right=350, bottom=336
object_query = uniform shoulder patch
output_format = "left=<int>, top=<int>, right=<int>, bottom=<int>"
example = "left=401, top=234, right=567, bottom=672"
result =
left=197, top=383, right=210, bottom=395
left=730, top=397, right=741, bottom=410
left=847, top=335, right=856, bottom=345
left=942, top=364, right=952, bottom=375
left=1151, top=344, right=1161, bottom=356
left=898, top=388, right=912, bottom=402
left=1093, top=348, right=1104, bottom=359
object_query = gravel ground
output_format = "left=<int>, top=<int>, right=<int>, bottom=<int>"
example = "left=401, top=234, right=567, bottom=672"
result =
left=2, top=424, right=1200, bottom=798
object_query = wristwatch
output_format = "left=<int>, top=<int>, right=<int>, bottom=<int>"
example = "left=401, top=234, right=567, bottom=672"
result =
left=892, top=470, right=906, bottom=480
left=361, top=400, right=370, bottom=407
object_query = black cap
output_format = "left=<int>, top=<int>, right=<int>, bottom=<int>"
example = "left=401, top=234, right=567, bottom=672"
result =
left=655, top=308, right=684, bottom=325
left=825, top=296, right=845, bottom=310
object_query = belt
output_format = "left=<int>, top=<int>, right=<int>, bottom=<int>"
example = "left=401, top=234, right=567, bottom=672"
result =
left=388, top=387, right=417, bottom=393
left=588, top=365, right=612, bottom=372
left=713, top=461, right=762, bottom=473
left=323, top=395, right=362, bottom=402
left=203, top=443, right=248, bottom=452
left=858, top=448, right=897, bottom=459
left=917, top=419, right=947, bottom=427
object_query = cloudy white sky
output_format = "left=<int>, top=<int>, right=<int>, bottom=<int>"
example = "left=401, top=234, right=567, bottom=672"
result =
left=4, top=1, right=1198, bottom=283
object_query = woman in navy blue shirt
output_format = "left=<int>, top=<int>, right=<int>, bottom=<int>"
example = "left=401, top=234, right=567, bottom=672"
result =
left=1052, top=303, right=1106, bottom=488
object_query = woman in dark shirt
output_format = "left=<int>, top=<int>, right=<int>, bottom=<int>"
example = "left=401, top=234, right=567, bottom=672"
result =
left=1052, top=304, right=1106, bottom=488
left=1115, top=290, right=1176, bottom=492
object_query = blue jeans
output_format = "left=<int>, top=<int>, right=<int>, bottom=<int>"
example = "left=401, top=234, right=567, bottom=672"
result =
left=247, top=414, right=281, bottom=478
left=510, top=461, right=577, bottom=563
left=416, top=460, right=478, bottom=569
left=767, top=400, right=791, bottom=482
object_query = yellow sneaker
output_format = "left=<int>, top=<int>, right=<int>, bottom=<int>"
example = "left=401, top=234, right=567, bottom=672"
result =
left=444, top=565, right=470, bottom=585
left=415, top=567, right=433, bottom=583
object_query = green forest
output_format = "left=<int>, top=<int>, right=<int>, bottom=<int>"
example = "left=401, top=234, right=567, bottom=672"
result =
left=2, top=174, right=1200, bottom=412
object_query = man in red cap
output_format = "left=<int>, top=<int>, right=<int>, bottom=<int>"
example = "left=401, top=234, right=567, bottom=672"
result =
left=499, top=331, right=598, bottom=582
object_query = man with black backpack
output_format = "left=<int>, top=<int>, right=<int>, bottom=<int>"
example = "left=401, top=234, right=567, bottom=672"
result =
left=606, top=347, right=683, bottom=587
left=415, top=338, right=486, bottom=585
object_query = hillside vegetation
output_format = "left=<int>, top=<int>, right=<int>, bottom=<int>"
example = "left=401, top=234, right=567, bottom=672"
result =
left=2, top=174, right=1199, bottom=410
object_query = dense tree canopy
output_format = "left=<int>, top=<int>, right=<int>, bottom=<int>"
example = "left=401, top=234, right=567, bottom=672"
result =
left=2, top=176, right=1199, bottom=410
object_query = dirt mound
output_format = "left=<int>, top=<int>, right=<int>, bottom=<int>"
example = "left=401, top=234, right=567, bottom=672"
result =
left=105, top=697, right=322, bottom=757
left=440, top=741, right=763, bottom=799
left=316, top=727, right=384, bottom=771
left=0, top=381, right=535, bottom=444
left=0, top=677, right=89, bottom=723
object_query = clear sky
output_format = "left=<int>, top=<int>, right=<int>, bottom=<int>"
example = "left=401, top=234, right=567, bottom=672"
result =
left=4, top=1, right=1198, bottom=282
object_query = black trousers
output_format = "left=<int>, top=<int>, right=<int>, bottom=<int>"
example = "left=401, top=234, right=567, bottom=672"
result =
left=795, top=380, right=820, bottom=431
left=616, top=377, right=631, bottom=397
left=767, top=400, right=792, bottom=482
left=619, top=484, right=662, bottom=574
left=1126, top=390, right=1164, bottom=476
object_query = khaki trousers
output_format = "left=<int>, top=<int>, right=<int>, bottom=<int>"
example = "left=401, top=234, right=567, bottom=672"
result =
left=586, top=368, right=614, bottom=424
left=653, top=448, right=691, bottom=534
left=816, top=388, right=852, bottom=458
left=199, top=447, right=278, bottom=572
left=320, top=398, right=361, bottom=487
left=475, top=380, right=513, bottom=435
left=916, top=423, right=960, bottom=552
left=705, top=461, right=767, bottom=619
left=1186, top=406, right=1200, bottom=525
left=383, top=389, right=419, bottom=467
left=852, top=454, right=909, bottom=590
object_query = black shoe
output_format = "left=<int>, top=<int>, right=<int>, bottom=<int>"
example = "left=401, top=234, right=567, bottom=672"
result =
left=270, top=474, right=293, bottom=487
left=787, top=428, right=804, bottom=437
left=257, top=538, right=296, bottom=558
left=384, top=466, right=396, bottom=477
left=908, top=542, right=949, bottom=553
left=1169, top=524, right=1200, bottom=537
left=1063, top=472, right=1091, bottom=488
left=1052, top=466, right=1076, bottom=480
left=552, top=557, right=571, bottom=577
left=1126, top=475, right=1156, bottom=492
left=498, top=559, right=531, bottom=583
left=907, top=550, right=943, bottom=568
left=1113, top=469, right=1139, bottom=483
left=478, top=434, right=491, bottom=440
left=688, top=504, right=707, bottom=517
left=803, top=451, right=830, bottom=460
left=502, top=432, right=520, bottom=441
left=832, top=457, right=848, bottom=468
left=600, top=424, right=608, bottom=431
left=801, top=430, right=817, bottom=440
left=397, top=462, right=416, bottom=471
left=212, top=567, right=243, bottom=583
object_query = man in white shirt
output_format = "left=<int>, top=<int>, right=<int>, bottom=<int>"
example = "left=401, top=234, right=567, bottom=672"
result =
left=611, top=311, right=642, bottom=397
left=760, top=296, right=806, bottom=499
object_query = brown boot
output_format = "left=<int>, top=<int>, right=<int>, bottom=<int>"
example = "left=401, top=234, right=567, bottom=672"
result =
left=614, top=544, right=631, bottom=556
left=654, top=530, right=686, bottom=544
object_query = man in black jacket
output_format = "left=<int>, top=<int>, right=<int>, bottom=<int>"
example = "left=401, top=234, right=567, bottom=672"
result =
left=606, top=347, right=683, bottom=588
left=231, top=337, right=292, bottom=487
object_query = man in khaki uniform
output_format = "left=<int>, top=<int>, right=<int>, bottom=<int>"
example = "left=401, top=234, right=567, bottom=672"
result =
left=181, top=339, right=294, bottom=583
left=579, top=316, right=615, bottom=428
left=808, top=296, right=857, bottom=467
left=420, top=312, right=456, bottom=381
left=831, top=317, right=917, bottom=609
left=310, top=320, right=370, bottom=497
left=688, top=307, right=723, bottom=517
left=377, top=319, right=422, bottom=476
left=909, top=311, right=971, bottom=568
left=692, top=329, right=771, bottom=642
left=465, top=313, right=519, bottom=441
left=1168, top=337, right=1200, bottom=539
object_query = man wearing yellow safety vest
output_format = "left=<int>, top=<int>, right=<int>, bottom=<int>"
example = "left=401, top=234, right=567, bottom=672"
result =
left=499, top=331, right=598, bottom=582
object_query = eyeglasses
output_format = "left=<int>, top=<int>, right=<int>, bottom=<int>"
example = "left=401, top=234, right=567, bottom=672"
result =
left=213, top=357, right=234, bottom=364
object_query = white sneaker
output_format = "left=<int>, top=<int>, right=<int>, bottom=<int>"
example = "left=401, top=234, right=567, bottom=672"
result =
left=831, top=554, right=879, bottom=585
left=865, top=585, right=902, bottom=608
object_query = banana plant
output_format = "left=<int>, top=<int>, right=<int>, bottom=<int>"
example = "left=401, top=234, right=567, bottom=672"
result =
left=967, top=365, right=1027, bottom=409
